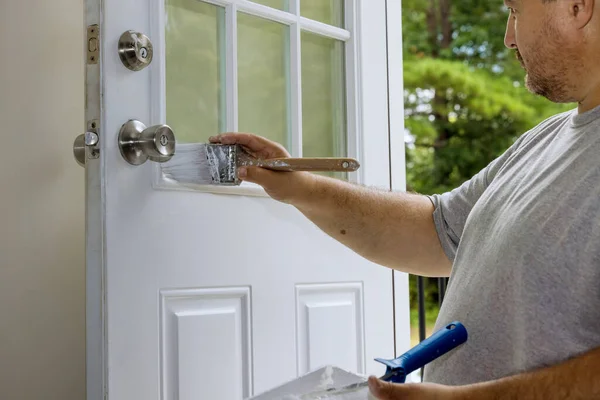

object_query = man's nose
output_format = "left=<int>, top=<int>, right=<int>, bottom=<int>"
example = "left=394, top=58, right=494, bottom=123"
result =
left=504, top=18, right=517, bottom=49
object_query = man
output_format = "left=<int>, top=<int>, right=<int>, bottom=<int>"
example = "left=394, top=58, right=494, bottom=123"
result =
left=211, top=0, right=600, bottom=398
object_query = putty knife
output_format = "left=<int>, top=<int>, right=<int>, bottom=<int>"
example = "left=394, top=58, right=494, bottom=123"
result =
left=304, top=321, right=468, bottom=397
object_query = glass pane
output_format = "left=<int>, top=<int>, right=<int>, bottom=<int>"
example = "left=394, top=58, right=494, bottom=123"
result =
left=301, top=0, right=344, bottom=28
left=301, top=32, right=347, bottom=179
left=165, top=0, right=226, bottom=143
left=251, top=0, right=289, bottom=11
left=238, top=13, right=290, bottom=149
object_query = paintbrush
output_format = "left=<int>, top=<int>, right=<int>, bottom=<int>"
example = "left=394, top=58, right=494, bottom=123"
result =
left=161, top=143, right=360, bottom=185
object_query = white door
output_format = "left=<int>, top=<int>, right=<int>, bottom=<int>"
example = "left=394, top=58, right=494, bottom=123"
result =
left=82, top=0, right=408, bottom=399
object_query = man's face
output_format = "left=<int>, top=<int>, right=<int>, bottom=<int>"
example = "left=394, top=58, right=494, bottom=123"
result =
left=504, top=0, right=580, bottom=103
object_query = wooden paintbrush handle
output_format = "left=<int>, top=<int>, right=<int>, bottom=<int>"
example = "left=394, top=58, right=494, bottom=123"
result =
left=253, top=157, right=360, bottom=172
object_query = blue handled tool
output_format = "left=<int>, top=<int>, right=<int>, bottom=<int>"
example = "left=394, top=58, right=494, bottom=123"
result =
left=374, top=321, right=468, bottom=384
left=303, top=321, right=468, bottom=397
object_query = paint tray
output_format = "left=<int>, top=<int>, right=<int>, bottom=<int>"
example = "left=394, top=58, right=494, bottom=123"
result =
left=248, top=365, right=375, bottom=400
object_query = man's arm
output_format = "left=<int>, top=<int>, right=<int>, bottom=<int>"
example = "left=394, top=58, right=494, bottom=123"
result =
left=458, top=346, right=600, bottom=399
left=369, top=346, right=600, bottom=399
left=210, top=132, right=451, bottom=277
left=291, top=173, right=451, bottom=277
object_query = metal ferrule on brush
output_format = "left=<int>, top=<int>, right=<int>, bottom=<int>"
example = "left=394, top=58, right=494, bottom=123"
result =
left=205, top=144, right=241, bottom=185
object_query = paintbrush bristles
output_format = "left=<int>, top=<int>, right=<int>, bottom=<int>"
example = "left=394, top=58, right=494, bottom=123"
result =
left=160, top=143, right=240, bottom=186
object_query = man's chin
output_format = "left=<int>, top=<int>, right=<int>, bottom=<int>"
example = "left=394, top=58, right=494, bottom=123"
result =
left=524, top=75, right=546, bottom=97
left=525, top=77, right=568, bottom=103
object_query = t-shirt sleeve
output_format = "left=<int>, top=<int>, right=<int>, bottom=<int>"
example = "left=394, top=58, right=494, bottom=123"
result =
left=427, top=173, right=489, bottom=262
left=426, top=111, right=571, bottom=262
left=427, top=136, right=526, bottom=262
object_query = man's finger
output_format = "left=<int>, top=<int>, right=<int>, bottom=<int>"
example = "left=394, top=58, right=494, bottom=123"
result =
left=238, top=166, right=275, bottom=187
left=368, top=376, right=406, bottom=400
left=209, top=133, right=290, bottom=159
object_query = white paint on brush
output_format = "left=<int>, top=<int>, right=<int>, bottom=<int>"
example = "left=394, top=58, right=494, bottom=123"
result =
left=160, top=143, right=218, bottom=185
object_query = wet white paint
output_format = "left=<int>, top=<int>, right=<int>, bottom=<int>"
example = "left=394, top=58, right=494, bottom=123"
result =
left=249, top=366, right=375, bottom=400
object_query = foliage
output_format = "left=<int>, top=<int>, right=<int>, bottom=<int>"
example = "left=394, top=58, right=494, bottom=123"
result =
left=401, top=0, right=574, bottom=195
left=403, top=57, right=571, bottom=194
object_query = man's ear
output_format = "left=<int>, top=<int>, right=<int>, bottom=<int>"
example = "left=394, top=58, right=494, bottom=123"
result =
left=568, top=0, right=594, bottom=29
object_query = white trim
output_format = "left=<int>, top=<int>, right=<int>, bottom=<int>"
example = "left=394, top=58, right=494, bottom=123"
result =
left=387, top=1, right=406, bottom=194
left=298, top=17, right=349, bottom=41
left=289, top=0, right=302, bottom=157
left=210, top=0, right=297, bottom=24
left=384, top=0, right=410, bottom=357
left=150, top=0, right=166, bottom=126
left=84, top=1, right=106, bottom=400
left=155, top=176, right=270, bottom=197
left=344, top=0, right=362, bottom=184
left=150, top=0, right=169, bottom=187
left=199, top=0, right=352, bottom=40
left=218, top=7, right=228, bottom=131
left=226, top=3, right=239, bottom=132
left=354, top=0, right=391, bottom=189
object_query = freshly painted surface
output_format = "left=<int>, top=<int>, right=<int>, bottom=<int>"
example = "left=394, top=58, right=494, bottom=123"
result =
left=90, top=0, right=408, bottom=398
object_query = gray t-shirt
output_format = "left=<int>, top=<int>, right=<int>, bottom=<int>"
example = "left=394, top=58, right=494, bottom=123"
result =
left=423, top=105, right=600, bottom=385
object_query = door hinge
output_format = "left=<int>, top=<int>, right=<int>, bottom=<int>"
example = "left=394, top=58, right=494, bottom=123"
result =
left=87, top=24, right=99, bottom=64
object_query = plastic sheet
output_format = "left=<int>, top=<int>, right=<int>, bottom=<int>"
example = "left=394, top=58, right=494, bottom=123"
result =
left=249, top=366, right=377, bottom=400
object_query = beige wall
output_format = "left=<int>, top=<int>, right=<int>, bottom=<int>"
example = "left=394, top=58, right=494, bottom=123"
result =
left=0, top=1, right=86, bottom=399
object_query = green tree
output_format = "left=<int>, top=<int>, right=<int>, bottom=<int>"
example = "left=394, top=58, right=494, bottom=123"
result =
left=402, top=0, right=574, bottom=195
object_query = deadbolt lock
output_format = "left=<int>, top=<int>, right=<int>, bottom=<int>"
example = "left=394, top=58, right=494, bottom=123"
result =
left=118, top=30, right=153, bottom=71
left=73, top=120, right=100, bottom=167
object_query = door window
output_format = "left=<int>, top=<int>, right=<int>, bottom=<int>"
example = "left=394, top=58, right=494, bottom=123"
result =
left=164, top=0, right=354, bottom=181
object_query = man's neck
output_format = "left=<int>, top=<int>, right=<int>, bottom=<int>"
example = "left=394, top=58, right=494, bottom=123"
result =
left=578, top=82, right=600, bottom=113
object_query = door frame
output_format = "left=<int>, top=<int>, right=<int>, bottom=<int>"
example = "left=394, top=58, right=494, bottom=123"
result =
left=83, top=0, right=105, bottom=399
left=385, top=0, right=411, bottom=361
left=83, top=0, right=407, bottom=399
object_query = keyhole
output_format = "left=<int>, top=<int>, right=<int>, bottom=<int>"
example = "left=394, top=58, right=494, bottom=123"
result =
left=140, top=47, right=148, bottom=59
left=160, top=135, right=168, bottom=146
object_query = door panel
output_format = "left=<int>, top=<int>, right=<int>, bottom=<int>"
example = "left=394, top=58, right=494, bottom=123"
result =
left=296, top=283, right=364, bottom=375
left=161, top=287, right=252, bottom=399
left=85, top=0, right=408, bottom=399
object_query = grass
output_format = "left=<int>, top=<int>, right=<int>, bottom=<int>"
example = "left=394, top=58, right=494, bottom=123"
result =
left=409, top=307, right=439, bottom=348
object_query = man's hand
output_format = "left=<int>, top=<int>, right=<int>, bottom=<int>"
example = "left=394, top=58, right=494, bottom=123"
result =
left=209, top=133, right=314, bottom=203
left=368, top=346, right=600, bottom=400
left=368, top=377, right=458, bottom=400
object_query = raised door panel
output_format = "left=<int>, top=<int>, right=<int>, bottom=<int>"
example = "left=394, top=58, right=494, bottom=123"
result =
left=160, top=288, right=252, bottom=399
left=296, top=283, right=364, bottom=375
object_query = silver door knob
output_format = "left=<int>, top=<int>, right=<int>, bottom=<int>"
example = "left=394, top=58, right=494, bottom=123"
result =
left=118, top=119, right=175, bottom=165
